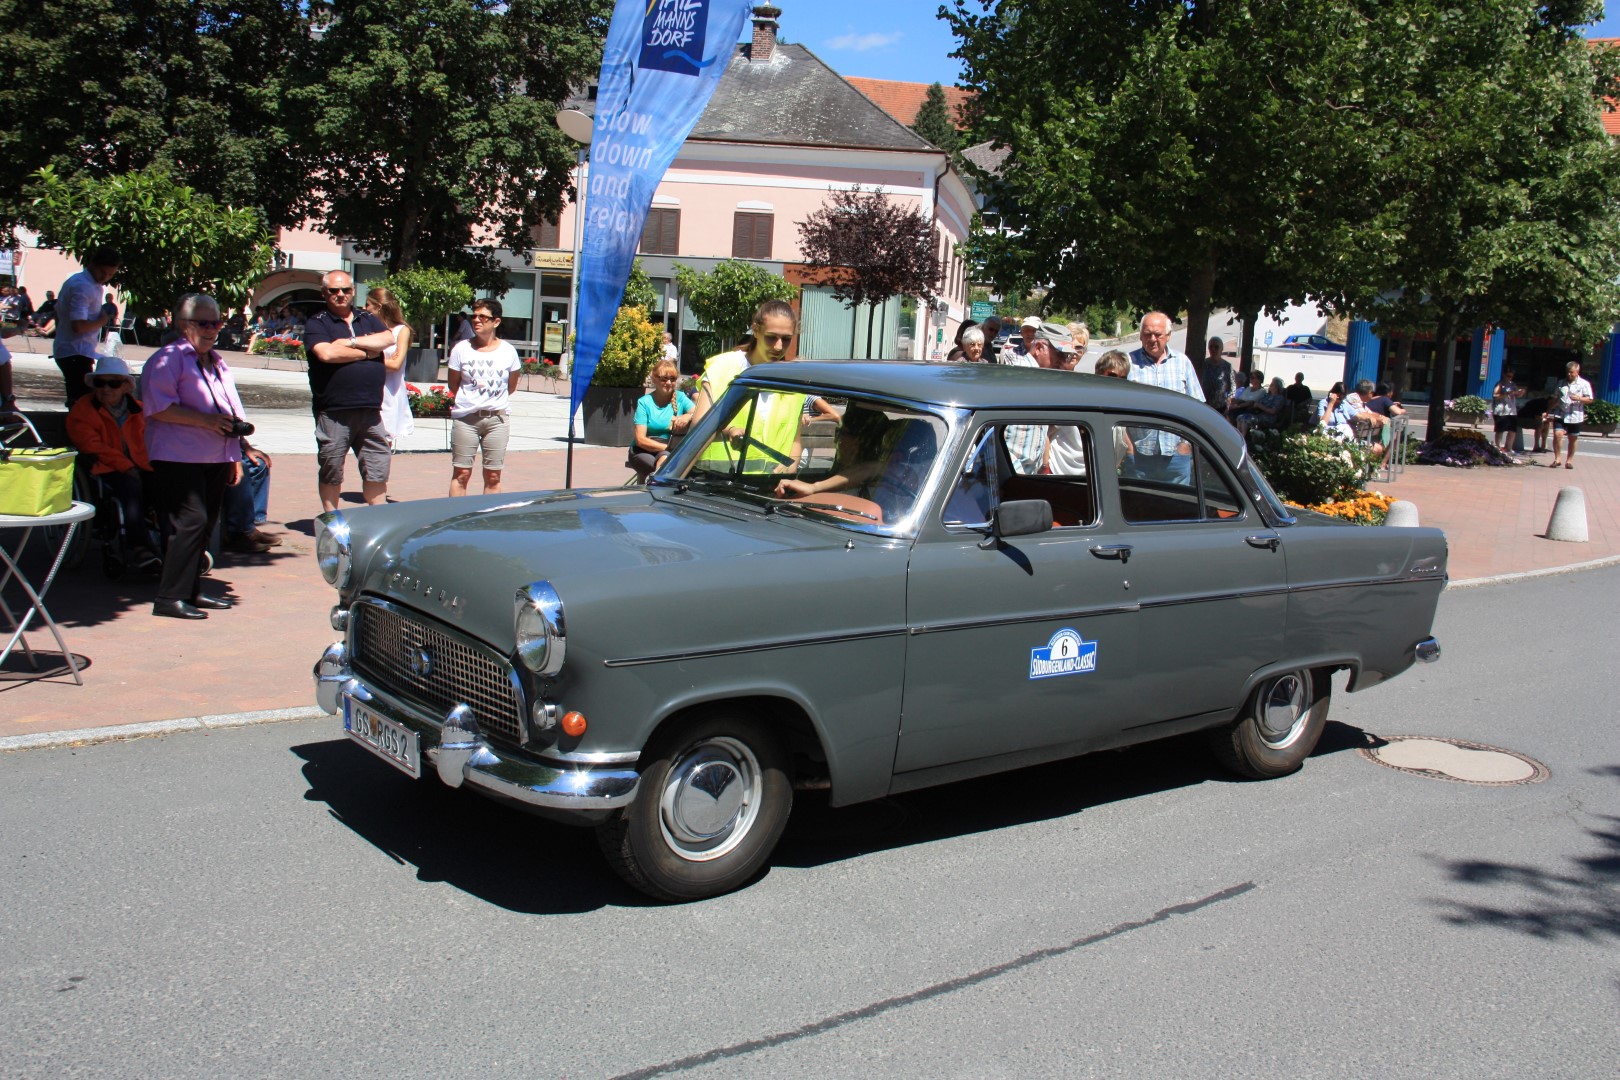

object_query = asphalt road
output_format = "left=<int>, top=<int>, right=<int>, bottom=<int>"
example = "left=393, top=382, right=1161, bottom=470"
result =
left=2, top=569, right=1617, bottom=1078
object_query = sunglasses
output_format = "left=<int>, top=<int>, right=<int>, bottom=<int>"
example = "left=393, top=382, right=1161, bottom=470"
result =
left=324, top=287, right=354, bottom=295
left=92, top=378, right=127, bottom=389
left=761, top=333, right=793, bottom=346
left=469, top=313, right=498, bottom=322
left=188, top=319, right=224, bottom=330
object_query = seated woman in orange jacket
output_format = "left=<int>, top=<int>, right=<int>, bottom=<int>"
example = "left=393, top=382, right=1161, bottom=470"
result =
left=66, top=355, right=159, bottom=570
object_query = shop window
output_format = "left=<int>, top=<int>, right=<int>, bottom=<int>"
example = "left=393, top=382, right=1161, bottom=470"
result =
left=533, top=217, right=561, bottom=250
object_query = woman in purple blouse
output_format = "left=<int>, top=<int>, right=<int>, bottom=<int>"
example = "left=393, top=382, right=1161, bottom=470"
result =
left=139, top=293, right=247, bottom=619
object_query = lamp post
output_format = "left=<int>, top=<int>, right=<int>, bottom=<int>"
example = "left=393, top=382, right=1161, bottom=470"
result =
left=555, top=108, right=593, bottom=488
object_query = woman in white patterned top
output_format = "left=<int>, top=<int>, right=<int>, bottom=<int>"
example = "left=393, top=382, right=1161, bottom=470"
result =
left=446, top=298, right=522, bottom=496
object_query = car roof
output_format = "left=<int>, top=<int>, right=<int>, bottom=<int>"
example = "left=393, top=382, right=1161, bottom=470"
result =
left=736, top=360, right=1248, bottom=462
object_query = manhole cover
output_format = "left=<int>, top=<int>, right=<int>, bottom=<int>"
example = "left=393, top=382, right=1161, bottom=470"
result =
left=1358, top=736, right=1548, bottom=786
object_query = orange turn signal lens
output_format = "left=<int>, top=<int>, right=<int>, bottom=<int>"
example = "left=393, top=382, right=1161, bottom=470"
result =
left=560, top=711, right=587, bottom=737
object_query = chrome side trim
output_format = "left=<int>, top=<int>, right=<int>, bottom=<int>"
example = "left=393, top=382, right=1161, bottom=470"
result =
left=1286, top=573, right=1450, bottom=594
left=603, top=627, right=907, bottom=668
left=909, top=602, right=1141, bottom=636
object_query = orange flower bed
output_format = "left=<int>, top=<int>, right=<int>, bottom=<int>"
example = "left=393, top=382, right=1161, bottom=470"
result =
left=1289, top=491, right=1394, bottom=525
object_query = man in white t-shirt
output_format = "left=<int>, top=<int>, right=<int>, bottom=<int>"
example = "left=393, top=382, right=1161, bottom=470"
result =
left=52, top=246, right=122, bottom=407
left=662, top=331, right=678, bottom=365
left=446, top=298, right=522, bottom=496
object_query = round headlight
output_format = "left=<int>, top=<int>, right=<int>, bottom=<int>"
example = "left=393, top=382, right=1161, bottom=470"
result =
left=316, top=513, right=352, bottom=588
left=515, top=581, right=566, bottom=677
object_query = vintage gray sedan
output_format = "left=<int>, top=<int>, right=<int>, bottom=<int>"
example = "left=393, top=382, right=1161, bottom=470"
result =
left=313, top=361, right=1444, bottom=900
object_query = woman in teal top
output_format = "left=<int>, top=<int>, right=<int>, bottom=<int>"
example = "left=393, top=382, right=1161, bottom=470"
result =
left=629, top=358, right=694, bottom=480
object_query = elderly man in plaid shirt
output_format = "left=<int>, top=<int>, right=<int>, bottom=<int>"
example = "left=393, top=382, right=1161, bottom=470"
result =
left=1125, top=310, right=1204, bottom=484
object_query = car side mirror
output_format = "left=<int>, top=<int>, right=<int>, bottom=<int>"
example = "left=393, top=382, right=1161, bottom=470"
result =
left=978, top=499, right=1053, bottom=549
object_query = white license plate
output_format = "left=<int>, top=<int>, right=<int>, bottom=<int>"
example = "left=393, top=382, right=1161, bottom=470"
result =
left=343, top=698, right=421, bottom=779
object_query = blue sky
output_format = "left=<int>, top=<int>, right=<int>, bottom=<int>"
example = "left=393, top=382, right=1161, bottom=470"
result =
left=750, top=1, right=1620, bottom=88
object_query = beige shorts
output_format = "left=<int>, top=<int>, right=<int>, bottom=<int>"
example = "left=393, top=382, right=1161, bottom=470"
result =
left=450, top=411, right=511, bottom=471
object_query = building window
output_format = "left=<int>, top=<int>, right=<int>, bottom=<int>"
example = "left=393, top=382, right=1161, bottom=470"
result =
left=732, top=212, right=774, bottom=259
left=640, top=209, right=680, bottom=255
left=533, top=216, right=561, bottom=250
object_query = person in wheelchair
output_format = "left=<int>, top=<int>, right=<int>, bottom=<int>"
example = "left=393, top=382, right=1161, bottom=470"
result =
left=65, top=356, right=161, bottom=572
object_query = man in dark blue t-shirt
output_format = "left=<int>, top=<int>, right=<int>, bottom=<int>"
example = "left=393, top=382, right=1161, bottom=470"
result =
left=303, top=270, right=398, bottom=511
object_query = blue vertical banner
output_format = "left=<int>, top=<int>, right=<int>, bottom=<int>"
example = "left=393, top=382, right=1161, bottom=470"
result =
left=570, top=0, right=754, bottom=418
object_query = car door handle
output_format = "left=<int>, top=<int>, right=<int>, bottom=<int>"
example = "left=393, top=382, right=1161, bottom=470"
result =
left=1090, top=544, right=1132, bottom=564
left=1245, top=534, right=1281, bottom=551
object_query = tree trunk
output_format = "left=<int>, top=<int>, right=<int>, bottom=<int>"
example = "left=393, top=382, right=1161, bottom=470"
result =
left=1387, top=332, right=1413, bottom=400
left=1238, top=306, right=1257, bottom=376
left=1183, top=246, right=1217, bottom=374
left=865, top=300, right=877, bottom=358
left=1425, top=309, right=1461, bottom=444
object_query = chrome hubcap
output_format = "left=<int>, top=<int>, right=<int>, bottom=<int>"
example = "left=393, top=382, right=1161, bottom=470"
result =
left=659, top=736, right=762, bottom=862
left=1257, top=673, right=1310, bottom=748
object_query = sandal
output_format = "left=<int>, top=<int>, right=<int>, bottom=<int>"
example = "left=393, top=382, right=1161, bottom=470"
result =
left=1565, top=462, right=1574, bottom=470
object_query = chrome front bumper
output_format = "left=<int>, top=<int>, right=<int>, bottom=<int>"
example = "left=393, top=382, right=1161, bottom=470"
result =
left=314, top=641, right=639, bottom=811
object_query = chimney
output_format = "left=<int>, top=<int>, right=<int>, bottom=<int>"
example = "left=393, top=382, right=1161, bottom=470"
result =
left=750, top=4, right=781, bottom=62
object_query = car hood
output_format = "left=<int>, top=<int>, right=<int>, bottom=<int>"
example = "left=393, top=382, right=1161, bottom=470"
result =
left=347, top=488, right=903, bottom=652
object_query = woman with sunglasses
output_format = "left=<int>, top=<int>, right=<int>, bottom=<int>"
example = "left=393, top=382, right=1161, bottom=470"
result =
left=138, top=293, right=248, bottom=619
left=446, top=298, right=522, bottom=496
left=628, top=358, right=693, bottom=481
left=688, top=300, right=804, bottom=474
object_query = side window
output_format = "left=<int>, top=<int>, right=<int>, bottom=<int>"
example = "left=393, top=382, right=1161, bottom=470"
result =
left=1117, top=423, right=1242, bottom=523
left=945, top=423, right=1097, bottom=529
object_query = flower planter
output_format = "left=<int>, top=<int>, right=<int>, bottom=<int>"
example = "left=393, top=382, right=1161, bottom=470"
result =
left=1446, top=410, right=1485, bottom=427
left=404, top=347, right=442, bottom=383
left=581, top=385, right=641, bottom=447
left=1589, top=422, right=1618, bottom=438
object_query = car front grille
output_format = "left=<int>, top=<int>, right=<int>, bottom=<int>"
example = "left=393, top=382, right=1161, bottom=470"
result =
left=351, top=599, right=523, bottom=743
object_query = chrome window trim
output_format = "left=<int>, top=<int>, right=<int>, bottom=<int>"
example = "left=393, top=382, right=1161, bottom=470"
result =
left=604, top=627, right=907, bottom=668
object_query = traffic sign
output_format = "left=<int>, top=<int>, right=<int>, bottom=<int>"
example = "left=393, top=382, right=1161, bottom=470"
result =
left=970, top=300, right=995, bottom=320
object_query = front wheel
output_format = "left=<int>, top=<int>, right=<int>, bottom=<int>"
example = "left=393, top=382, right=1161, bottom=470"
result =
left=1209, top=668, right=1329, bottom=779
left=596, top=711, right=792, bottom=901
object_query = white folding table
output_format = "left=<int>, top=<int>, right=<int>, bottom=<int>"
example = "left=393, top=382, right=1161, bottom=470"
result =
left=0, top=500, right=95, bottom=684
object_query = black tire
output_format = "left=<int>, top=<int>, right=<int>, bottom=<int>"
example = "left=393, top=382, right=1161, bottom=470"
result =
left=596, top=711, right=792, bottom=902
left=1209, top=668, right=1329, bottom=779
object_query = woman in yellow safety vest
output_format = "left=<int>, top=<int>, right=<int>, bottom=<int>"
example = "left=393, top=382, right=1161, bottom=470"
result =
left=691, top=299, right=804, bottom=473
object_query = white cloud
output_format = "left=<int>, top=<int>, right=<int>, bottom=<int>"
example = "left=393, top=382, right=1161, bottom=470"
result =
left=825, top=30, right=903, bottom=52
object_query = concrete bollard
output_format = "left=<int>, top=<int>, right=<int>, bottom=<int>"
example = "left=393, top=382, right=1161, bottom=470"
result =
left=1545, top=486, right=1588, bottom=543
left=1384, top=500, right=1420, bottom=527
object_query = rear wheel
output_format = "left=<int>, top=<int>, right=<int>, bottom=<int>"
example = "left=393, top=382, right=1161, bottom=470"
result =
left=596, top=711, right=792, bottom=901
left=1209, top=668, right=1329, bottom=779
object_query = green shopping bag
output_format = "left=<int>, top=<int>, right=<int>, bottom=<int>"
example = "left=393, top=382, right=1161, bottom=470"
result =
left=0, top=447, right=77, bottom=517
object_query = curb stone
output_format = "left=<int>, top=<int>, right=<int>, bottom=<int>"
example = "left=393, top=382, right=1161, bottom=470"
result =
left=0, top=706, right=326, bottom=753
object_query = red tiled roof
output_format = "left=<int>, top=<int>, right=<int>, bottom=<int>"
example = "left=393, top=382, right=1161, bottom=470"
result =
left=844, top=77, right=974, bottom=129
left=1590, top=38, right=1620, bottom=136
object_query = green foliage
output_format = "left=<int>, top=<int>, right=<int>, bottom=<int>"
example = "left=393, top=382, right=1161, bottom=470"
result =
left=0, top=0, right=309, bottom=239
left=673, top=260, right=797, bottom=349
left=373, top=267, right=474, bottom=338
left=623, top=261, right=658, bottom=314
left=798, top=185, right=939, bottom=314
left=1245, top=429, right=1376, bottom=505
left=911, top=83, right=960, bottom=152
left=591, top=305, right=662, bottom=388
left=289, top=0, right=612, bottom=291
left=1584, top=398, right=1620, bottom=425
left=24, top=165, right=272, bottom=318
left=1445, top=395, right=1490, bottom=416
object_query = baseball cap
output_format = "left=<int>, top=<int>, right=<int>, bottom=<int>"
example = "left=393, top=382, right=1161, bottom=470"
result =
left=1033, top=321, right=1075, bottom=353
left=1020, top=315, right=1042, bottom=329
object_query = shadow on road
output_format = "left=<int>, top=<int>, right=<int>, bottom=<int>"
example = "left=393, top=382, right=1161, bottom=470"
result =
left=1428, top=764, right=1620, bottom=945
left=292, top=738, right=650, bottom=914
left=292, top=720, right=1374, bottom=910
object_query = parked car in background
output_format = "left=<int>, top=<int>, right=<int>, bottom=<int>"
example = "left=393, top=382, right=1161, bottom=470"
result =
left=313, top=362, right=1445, bottom=900
left=1280, top=333, right=1347, bottom=352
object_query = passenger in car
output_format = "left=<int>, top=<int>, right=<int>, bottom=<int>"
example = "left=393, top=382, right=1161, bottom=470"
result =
left=773, top=404, right=937, bottom=523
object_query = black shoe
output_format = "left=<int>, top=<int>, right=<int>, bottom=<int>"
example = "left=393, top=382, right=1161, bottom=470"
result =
left=191, top=594, right=233, bottom=610
left=153, top=599, right=207, bottom=620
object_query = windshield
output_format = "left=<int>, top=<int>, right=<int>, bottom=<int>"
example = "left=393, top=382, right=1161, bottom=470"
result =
left=664, top=386, right=949, bottom=533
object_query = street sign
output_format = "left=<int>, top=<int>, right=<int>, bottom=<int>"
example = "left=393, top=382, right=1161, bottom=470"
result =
left=1264, top=330, right=1273, bottom=346
left=971, top=300, right=995, bottom=320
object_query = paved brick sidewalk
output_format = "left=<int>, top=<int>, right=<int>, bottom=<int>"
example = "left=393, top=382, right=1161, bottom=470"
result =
left=3, top=426, right=1615, bottom=741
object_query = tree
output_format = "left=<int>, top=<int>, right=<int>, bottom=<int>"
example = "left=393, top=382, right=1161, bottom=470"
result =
left=373, top=266, right=474, bottom=342
left=945, top=0, right=1414, bottom=365
left=672, top=260, right=797, bottom=349
left=290, top=0, right=612, bottom=293
left=1321, top=0, right=1620, bottom=440
left=0, top=0, right=310, bottom=238
left=911, top=83, right=960, bottom=152
left=25, top=165, right=273, bottom=319
left=797, top=186, right=939, bottom=357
